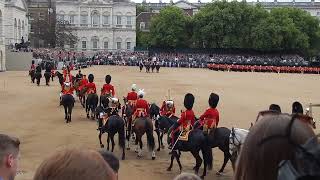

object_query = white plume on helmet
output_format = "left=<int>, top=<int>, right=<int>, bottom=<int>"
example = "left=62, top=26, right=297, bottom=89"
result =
left=138, top=89, right=145, bottom=97
left=131, top=84, right=137, bottom=91
left=166, top=100, right=174, bottom=106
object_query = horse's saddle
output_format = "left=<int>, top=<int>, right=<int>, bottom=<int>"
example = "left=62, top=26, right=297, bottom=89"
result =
left=178, top=130, right=191, bottom=141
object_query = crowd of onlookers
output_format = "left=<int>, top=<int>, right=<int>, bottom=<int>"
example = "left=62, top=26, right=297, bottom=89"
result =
left=0, top=133, right=202, bottom=180
left=31, top=49, right=314, bottom=71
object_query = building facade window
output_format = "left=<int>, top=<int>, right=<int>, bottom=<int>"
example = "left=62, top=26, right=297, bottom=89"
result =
left=140, top=22, right=145, bottom=30
left=80, top=15, right=88, bottom=26
left=126, top=16, right=131, bottom=25
left=116, top=42, right=121, bottom=49
left=92, top=40, right=98, bottom=49
left=126, top=42, right=131, bottom=50
left=70, top=15, right=75, bottom=24
left=104, top=41, right=108, bottom=49
left=39, top=12, right=45, bottom=20
left=103, top=15, right=109, bottom=25
left=82, top=41, right=86, bottom=50
left=70, top=43, right=75, bottom=49
left=116, top=16, right=121, bottom=25
left=92, top=12, right=99, bottom=26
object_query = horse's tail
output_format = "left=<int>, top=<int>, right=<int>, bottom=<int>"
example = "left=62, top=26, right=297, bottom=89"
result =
left=145, top=119, right=155, bottom=151
left=202, top=145, right=213, bottom=170
left=118, top=119, right=126, bottom=150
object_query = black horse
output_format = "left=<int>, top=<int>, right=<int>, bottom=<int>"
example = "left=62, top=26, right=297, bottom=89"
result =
left=122, top=98, right=134, bottom=145
left=139, top=63, right=143, bottom=72
left=167, top=128, right=212, bottom=179
left=86, top=93, right=99, bottom=120
left=194, top=122, right=233, bottom=175
left=44, top=72, right=51, bottom=86
left=132, top=117, right=156, bottom=160
left=155, top=115, right=178, bottom=151
left=156, top=64, right=160, bottom=73
left=149, top=103, right=160, bottom=121
left=61, top=94, right=75, bottom=123
left=55, top=71, right=64, bottom=86
left=35, top=66, right=42, bottom=86
left=96, top=106, right=126, bottom=160
left=145, top=62, right=151, bottom=73
left=151, top=63, right=156, bottom=73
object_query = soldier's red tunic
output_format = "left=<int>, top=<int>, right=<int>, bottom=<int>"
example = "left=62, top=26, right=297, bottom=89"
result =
left=133, top=99, right=149, bottom=118
left=62, top=86, right=74, bottom=95
left=127, top=91, right=138, bottom=101
left=199, top=108, right=220, bottom=128
left=160, top=101, right=176, bottom=117
left=177, top=110, right=195, bottom=129
left=85, top=82, right=97, bottom=94
left=101, top=84, right=115, bottom=96
left=78, top=78, right=88, bottom=92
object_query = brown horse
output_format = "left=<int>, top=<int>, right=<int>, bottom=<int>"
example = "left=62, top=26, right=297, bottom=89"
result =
left=235, top=113, right=315, bottom=180
left=131, top=117, right=156, bottom=160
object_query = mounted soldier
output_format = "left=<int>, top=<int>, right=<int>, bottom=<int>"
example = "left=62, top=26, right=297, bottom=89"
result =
left=132, top=89, right=149, bottom=126
left=198, top=93, right=220, bottom=135
left=169, top=93, right=195, bottom=149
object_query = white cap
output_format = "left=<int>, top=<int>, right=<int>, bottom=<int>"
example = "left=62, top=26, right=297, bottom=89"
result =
left=138, top=89, right=145, bottom=97
left=131, top=84, right=137, bottom=91
left=111, top=97, right=119, bottom=103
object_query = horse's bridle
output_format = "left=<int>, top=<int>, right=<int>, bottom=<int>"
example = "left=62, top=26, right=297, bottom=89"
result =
left=230, top=128, right=242, bottom=153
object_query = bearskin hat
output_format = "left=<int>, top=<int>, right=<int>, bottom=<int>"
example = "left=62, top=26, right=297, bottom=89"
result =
left=209, top=93, right=219, bottom=108
left=184, top=93, right=195, bottom=110
left=105, top=75, right=111, bottom=84
left=292, top=101, right=303, bottom=114
left=88, top=74, right=94, bottom=83
left=269, top=104, right=281, bottom=113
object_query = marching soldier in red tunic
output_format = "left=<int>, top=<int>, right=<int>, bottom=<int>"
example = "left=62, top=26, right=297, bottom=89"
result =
left=169, top=93, right=195, bottom=149
left=199, top=93, right=220, bottom=135
left=132, top=89, right=149, bottom=126
left=160, top=100, right=176, bottom=118
left=101, top=75, right=115, bottom=97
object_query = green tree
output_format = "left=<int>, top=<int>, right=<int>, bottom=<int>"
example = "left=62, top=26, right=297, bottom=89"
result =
left=149, top=6, right=191, bottom=48
left=55, top=20, right=78, bottom=49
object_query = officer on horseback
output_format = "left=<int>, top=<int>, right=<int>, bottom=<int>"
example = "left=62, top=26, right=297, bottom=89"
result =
left=29, top=60, right=36, bottom=83
left=126, top=84, right=138, bottom=107
left=132, top=89, right=149, bottom=126
left=198, top=93, right=220, bottom=135
left=160, top=100, right=176, bottom=118
left=169, top=93, right=195, bottom=149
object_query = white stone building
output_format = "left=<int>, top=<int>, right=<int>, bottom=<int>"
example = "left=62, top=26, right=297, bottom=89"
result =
left=4, top=0, right=29, bottom=47
left=56, top=0, right=136, bottom=52
left=0, top=0, right=5, bottom=71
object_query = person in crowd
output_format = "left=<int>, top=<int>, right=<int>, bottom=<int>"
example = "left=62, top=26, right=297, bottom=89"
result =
left=98, top=149, right=120, bottom=174
left=0, top=134, right=20, bottom=180
left=33, top=148, right=116, bottom=180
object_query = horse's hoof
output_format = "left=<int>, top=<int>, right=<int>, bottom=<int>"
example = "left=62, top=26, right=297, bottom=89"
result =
left=167, top=168, right=171, bottom=171
left=87, top=115, right=90, bottom=119
left=216, top=172, right=223, bottom=176
left=157, top=148, right=160, bottom=152
left=126, top=147, right=130, bottom=150
left=100, top=144, right=104, bottom=148
left=200, top=175, right=205, bottom=180
left=161, top=145, right=165, bottom=149
left=152, top=156, right=156, bottom=160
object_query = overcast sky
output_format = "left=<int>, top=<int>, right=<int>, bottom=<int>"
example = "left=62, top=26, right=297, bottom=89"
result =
left=132, top=0, right=315, bottom=3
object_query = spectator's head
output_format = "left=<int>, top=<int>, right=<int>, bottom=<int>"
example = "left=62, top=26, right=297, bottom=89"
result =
left=269, top=104, right=281, bottom=113
left=0, top=134, right=20, bottom=180
left=173, top=173, right=201, bottom=180
left=33, top=148, right=116, bottom=180
left=235, top=114, right=315, bottom=180
left=98, top=149, right=119, bottom=174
